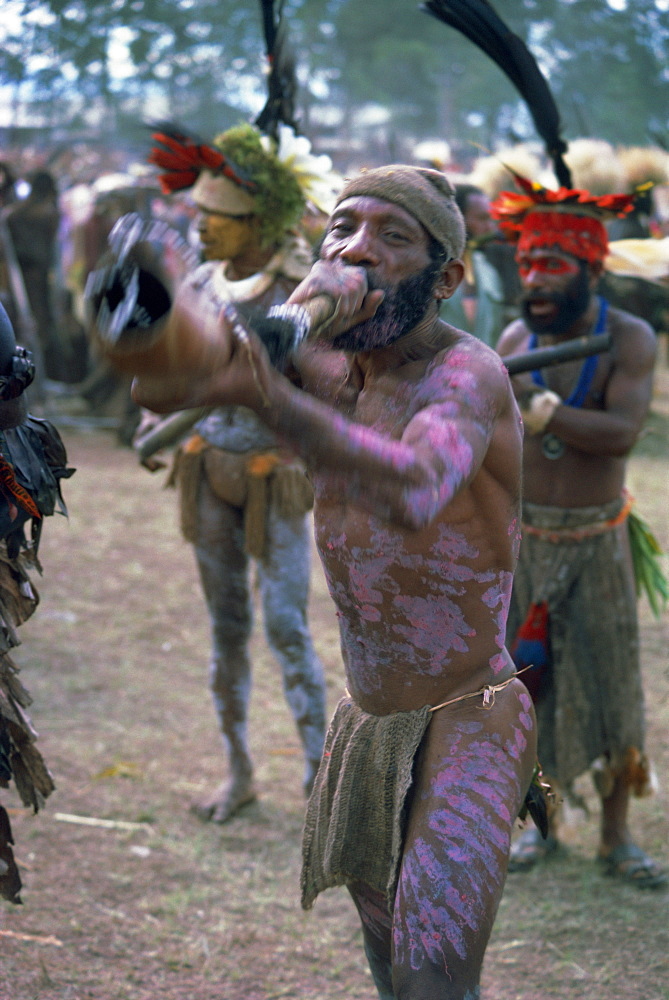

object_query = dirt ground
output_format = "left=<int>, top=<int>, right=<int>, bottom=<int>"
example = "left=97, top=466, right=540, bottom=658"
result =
left=1, top=369, right=668, bottom=1000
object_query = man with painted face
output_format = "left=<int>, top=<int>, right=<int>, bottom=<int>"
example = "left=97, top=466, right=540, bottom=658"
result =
left=133, top=164, right=539, bottom=999
left=142, top=123, right=327, bottom=824
left=493, top=181, right=666, bottom=889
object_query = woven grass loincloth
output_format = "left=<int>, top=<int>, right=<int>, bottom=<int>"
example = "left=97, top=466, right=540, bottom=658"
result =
left=508, top=497, right=646, bottom=790
left=301, top=696, right=432, bottom=912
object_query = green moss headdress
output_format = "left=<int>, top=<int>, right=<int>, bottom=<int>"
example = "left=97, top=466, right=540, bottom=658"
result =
left=211, top=123, right=305, bottom=246
left=149, top=120, right=341, bottom=248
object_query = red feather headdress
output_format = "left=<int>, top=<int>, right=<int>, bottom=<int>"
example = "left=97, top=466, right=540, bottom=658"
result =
left=491, top=171, right=637, bottom=231
left=147, top=125, right=259, bottom=197
left=491, top=172, right=639, bottom=264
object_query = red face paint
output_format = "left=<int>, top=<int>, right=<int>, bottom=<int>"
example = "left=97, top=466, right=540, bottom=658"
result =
left=516, top=253, right=579, bottom=280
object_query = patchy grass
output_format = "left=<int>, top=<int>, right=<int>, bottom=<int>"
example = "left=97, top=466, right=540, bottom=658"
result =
left=1, top=368, right=668, bottom=999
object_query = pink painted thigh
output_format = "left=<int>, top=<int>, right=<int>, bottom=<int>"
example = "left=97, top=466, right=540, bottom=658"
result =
left=392, top=681, right=537, bottom=997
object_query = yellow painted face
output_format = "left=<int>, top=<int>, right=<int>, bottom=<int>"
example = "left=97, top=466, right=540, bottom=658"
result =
left=195, top=208, right=260, bottom=263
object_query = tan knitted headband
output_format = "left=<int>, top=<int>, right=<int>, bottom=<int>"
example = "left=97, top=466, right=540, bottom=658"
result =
left=335, top=165, right=466, bottom=260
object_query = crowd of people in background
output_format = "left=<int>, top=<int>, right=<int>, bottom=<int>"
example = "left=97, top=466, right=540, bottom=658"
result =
left=0, top=152, right=197, bottom=442
left=0, top=139, right=669, bottom=444
left=1, top=124, right=669, bottom=994
left=0, top=136, right=668, bottom=445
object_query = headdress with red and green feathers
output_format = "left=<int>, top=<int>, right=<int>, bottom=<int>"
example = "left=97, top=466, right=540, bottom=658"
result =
left=490, top=172, right=641, bottom=265
left=147, top=2, right=339, bottom=247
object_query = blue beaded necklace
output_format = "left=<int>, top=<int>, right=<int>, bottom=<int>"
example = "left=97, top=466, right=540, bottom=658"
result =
left=530, top=296, right=608, bottom=458
left=529, top=296, right=608, bottom=405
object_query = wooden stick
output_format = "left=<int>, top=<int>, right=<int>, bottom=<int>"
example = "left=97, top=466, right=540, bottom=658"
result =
left=0, top=929, right=63, bottom=946
left=136, top=333, right=613, bottom=462
left=53, top=812, right=151, bottom=831
left=504, top=332, right=612, bottom=375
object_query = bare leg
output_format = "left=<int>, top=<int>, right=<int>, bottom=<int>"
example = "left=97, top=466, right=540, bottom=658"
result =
left=260, top=509, right=326, bottom=796
left=347, top=881, right=395, bottom=1000
left=191, top=476, right=257, bottom=823
left=392, top=681, right=537, bottom=999
left=600, top=773, right=631, bottom=854
left=597, top=775, right=667, bottom=888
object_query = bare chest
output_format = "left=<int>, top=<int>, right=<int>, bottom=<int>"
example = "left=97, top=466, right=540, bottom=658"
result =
left=350, top=370, right=423, bottom=437
left=539, top=352, right=612, bottom=409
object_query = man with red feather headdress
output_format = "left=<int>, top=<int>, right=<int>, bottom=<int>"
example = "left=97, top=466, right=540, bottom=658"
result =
left=494, top=176, right=667, bottom=889
left=126, top=0, right=349, bottom=824
left=138, top=119, right=336, bottom=824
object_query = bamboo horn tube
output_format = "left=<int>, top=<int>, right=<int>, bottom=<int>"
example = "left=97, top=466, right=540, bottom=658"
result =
left=86, top=241, right=230, bottom=378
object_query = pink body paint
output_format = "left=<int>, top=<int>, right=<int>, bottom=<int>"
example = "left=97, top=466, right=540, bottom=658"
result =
left=481, top=571, right=514, bottom=676
left=318, top=522, right=514, bottom=694
left=309, top=346, right=500, bottom=529
left=353, top=883, right=393, bottom=939
left=404, top=419, right=474, bottom=526
left=394, top=705, right=535, bottom=972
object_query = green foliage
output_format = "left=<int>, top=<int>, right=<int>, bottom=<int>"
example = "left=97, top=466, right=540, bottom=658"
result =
left=628, top=508, right=668, bottom=620
left=0, top=0, right=667, bottom=153
left=213, top=123, right=305, bottom=247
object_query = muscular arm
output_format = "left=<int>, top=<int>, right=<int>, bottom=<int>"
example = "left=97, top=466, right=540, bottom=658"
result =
left=543, top=317, right=656, bottom=456
left=132, top=262, right=511, bottom=529
left=497, top=314, right=656, bottom=458
left=280, top=362, right=506, bottom=528
left=185, top=331, right=511, bottom=530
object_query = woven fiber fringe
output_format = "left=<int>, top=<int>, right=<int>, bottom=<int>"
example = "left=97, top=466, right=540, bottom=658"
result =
left=301, top=697, right=432, bottom=911
left=173, top=441, right=313, bottom=557
left=509, top=496, right=645, bottom=788
left=0, top=547, right=39, bottom=639
left=172, top=446, right=205, bottom=544
left=0, top=548, right=55, bottom=813
left=270, top=464, right=314, bottom=519
left=243, top=462, right=314, bottom=558
left=246, top=458, right=313, bottom=558
left=244, top=474, right=268, bottom=559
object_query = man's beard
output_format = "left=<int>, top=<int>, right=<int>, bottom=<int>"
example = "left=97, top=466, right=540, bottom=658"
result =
left=521, top=264, right=591, bottom=336
left=330, top=261, right=441, bottom=352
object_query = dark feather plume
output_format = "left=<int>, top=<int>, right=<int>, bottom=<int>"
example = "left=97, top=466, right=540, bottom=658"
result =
left=254, top=0, right=299, bottom=140
left=421, top=0, right=572, bottom=187
left=516, top=762, right=553, bottom=839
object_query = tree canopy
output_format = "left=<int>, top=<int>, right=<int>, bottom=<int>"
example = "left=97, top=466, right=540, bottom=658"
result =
left=1, top=0, right=667, bottom=164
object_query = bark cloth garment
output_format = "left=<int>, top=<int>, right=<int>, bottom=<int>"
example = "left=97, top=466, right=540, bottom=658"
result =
left=169, top=437, right=313, bottom=558
left=507, top=495, right=651, bottom=800
left=301, top=696, right=433, bottom=912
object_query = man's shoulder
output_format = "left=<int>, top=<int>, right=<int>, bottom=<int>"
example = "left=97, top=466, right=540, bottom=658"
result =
left=428, top=324, right=510, bottom=389
left=494, top=318, right=528, bottom=356
left=606, top=300, right=656, bottom=338
left=431, top=321, right=502, bottom=357
left=605, top=301, right=658, bottom=366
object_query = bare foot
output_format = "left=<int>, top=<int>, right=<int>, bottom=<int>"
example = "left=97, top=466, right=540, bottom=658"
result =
left=190, top=780, right=257, bottom=824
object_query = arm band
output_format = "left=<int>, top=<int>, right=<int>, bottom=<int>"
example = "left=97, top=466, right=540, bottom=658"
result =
left=520, top=389, right=562, bottom=434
